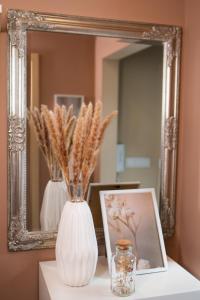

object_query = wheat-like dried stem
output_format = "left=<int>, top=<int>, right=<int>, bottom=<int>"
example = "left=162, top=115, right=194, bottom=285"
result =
left=55, top=104, right=68, bottom=169
left=41, top=106, right=60, bottom=163
left=71, top=102, right=88, bottom=197
left=82, top=149, right=99, bottom=197
left=80, top=101, right=102, bottom=194
left=69, top=101, right=117, bottom=198
left=84, top=102, right=93, bottom=138
left=65, top=105, right=73, bottom=126
left=28, top=107, right=59, bottom=179
left=96, top=111, right=118, bottom=149
left=72, top=121, right=83, bottom=197
left=41, top=104, right=76, bottom=198
left=82, top=102, right=101, bottom=163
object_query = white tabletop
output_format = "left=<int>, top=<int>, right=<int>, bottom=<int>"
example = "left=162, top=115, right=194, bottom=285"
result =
left=39, top=257, right=200, bottom=300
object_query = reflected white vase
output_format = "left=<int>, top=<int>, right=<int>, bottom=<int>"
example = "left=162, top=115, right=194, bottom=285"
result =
left=56, top=200, right=98, bottom=286
left=40, top=180, right=67, bottom=232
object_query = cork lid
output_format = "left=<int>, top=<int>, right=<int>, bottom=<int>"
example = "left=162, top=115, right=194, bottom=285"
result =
left=116, top=239, right=133, bottom=250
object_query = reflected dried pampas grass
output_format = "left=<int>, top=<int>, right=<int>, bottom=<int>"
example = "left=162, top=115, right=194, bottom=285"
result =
left=42, top=104, right=76, bottom=196
left=28, top=106, right=61, bottom=180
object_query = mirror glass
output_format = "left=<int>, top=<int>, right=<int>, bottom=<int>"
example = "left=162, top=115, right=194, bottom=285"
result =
left=27, top=30, right=163, bottom=232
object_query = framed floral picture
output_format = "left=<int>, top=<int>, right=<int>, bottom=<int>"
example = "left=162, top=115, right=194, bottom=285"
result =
left=100, top=188, right=168, bottom=275
left=87, top=182, right=140, bottom=230
left=87, top=182, right=140, bottom=255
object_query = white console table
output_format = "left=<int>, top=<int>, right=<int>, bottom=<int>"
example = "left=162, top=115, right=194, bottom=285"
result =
left=39, top=257, right=200, bottom=300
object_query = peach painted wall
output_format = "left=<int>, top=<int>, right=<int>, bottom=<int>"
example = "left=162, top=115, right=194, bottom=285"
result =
left=95, top=37, right=129, bottom=101
left=166, top=0, right=200, bottom=279
left=0, top=1, right=184, bottom=300
left=28, top=31, right=95, bottom=107
left=94, top=37, right=129, bottom=181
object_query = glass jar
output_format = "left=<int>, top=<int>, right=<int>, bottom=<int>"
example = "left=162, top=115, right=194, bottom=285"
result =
left=111, top=239, right=136, bottom=297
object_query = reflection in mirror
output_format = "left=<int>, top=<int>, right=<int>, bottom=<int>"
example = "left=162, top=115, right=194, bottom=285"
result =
left=27, top=31, right=95, bottom=231
left=26, top=30, right=163, bottom=233
left=98, top=37, right=163, bottom=199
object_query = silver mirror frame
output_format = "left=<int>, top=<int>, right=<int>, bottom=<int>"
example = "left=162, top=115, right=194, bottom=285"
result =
left=7, top=9, right=181, bottom=251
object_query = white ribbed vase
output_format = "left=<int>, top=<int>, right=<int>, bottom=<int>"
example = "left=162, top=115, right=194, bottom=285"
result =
left=56, top=200, right=98, bottom=286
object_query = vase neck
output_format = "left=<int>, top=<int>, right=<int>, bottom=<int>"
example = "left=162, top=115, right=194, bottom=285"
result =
left=69, top=183, right=84, bottom=202
left=50, top=163, right=62, bottom=182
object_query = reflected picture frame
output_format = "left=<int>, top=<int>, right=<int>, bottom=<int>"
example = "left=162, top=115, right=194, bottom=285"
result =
left=54, top=94, right=84, bottom=116
left=100, top=188, right=168, bottom=275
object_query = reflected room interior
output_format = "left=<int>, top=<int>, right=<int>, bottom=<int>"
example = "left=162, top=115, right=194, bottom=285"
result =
left=26, top=31, right=163, bottom=233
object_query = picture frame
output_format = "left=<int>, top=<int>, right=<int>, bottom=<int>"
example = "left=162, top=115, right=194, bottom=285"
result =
left=100, top=188, right=168, bottom=275
left=87, top=182, right=140, bottom=228
left=87, top=182, right=140, bottom=255
left=54, top=94, right=84, bottom=116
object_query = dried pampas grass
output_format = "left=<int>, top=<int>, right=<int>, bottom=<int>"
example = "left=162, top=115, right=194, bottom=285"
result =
left=28, top=106, right=61, bottom=180
left=28, top=101, right=117, bottom=201
left=71, top=101, right=117, bottom=199
left=41, top=104, right=76, bottom=197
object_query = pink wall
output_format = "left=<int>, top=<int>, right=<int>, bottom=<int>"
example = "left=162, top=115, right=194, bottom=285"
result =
left=0, top=1, right=187, bottom=300
left=0, top=0, right=184, bottom=30
left=95, top=37, right=129, bottom=100
left=28, top=31, right=95, bottom=107
left=167, top=0, right=200, bottom=279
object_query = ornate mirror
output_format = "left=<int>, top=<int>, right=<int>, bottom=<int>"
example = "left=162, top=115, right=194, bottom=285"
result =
left=8, top=9, right=181, bottom=251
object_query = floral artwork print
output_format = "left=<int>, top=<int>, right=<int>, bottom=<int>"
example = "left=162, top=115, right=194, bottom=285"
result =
left=104, top=192, right=164, bottom=271
left=105, top=194, right=140, bottom=259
